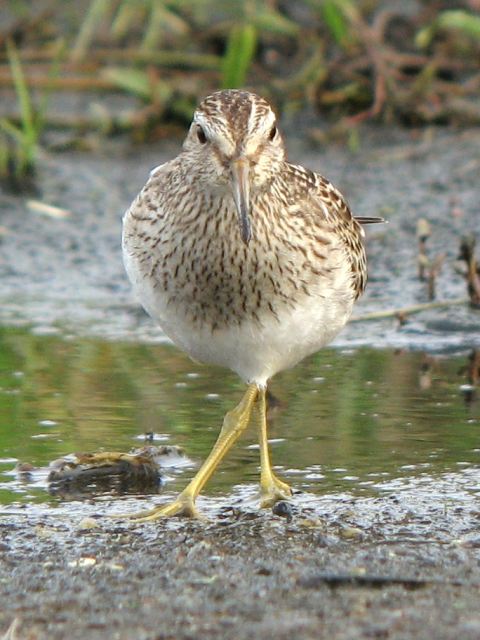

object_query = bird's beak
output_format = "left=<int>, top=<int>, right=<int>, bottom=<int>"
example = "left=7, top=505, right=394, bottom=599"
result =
left=230, top=157, right=252, bottom=244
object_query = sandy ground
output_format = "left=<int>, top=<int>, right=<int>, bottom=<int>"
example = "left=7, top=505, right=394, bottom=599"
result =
left=1, top=126, right=480, bottom=639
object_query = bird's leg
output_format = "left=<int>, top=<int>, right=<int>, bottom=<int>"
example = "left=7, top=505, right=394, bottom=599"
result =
left=254, top=387, right=292, bottom=508
left=121, top=383, right=259, bottom=521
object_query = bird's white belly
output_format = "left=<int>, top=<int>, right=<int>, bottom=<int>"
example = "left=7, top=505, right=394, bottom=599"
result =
left=167, top=296, right=353, bottom=385
left=125, top=247, right=353, bottom=385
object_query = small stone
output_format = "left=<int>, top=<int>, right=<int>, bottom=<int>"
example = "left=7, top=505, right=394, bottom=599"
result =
left=272, top=501, right=293, bottom=522
left=77, top=517, right=100, bottom=531
left=68, top=557, right=96, bottom=568
left=15, top=462, right=35, bottom=473
left=339, top=526, right=363, bottom=541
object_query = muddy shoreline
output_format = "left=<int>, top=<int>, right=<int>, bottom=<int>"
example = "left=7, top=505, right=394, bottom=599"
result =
left=1, top=472, right=480, bottom=640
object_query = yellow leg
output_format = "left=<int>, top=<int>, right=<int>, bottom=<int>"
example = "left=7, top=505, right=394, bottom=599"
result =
left=254, top=387, right=292, bottom=508
left=122, top=383, right=259, bottom=521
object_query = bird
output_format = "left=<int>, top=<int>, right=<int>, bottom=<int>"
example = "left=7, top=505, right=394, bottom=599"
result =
left=122, top=89, right=382, bottom=520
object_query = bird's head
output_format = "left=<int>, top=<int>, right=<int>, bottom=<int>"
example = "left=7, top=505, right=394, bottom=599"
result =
left=183, top=90, right=285, bottom=244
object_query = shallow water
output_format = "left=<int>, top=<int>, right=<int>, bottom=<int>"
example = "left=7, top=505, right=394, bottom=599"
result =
left=0, top=327, right=478, bottom=508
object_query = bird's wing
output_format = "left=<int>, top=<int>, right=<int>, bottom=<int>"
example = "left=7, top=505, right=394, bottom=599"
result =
left=293, top=166, right=385, bottom=227
left=283, top=164, right=352, bottom=225
left=286, top=165, right=369, bottom=299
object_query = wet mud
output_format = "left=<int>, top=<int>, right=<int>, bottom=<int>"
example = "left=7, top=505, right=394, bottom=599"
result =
left=1, top=473, right=479, bottom=640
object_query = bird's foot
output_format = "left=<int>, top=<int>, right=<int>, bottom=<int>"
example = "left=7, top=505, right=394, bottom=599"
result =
left=260, top=473, right=292, bottom=509
left=112, top=492, right=202, bottom=522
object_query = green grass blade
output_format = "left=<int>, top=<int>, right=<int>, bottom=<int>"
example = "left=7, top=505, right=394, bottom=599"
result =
left=437, top=10, right=480, bottom=38
left=141, top=2, right=165, bottom=52
left=221, top=23, right=257, bottom=89
left=321, top=0, right=349, bottom=45
left=102, top=67, right=173, bottom=104
left=102, top=67, right=154, bottom=100
left=253, top=8, right=299, bottom=37
left=416, top=10, right=480, bottom=48
left=112, top=1, right=148, bottom=40
left=71, top=0, right=112, bottom=62
left=0, top=134, right=8, bottom=178
left=6, top=39, right=35, bottom=144
left=0, top=118, right=24, bottom=143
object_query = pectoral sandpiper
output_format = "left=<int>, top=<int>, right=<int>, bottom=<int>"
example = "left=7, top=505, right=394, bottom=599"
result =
left=122, top=89, right=382, bottom=519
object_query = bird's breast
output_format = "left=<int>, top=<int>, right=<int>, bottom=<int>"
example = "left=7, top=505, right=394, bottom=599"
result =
left=124, top=190, right=359, bottom=335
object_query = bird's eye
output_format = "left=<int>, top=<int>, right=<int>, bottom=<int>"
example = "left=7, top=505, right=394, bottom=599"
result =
left=196, top=126, right=207, bottom=144
left=268, top=125, right=277, bottom=141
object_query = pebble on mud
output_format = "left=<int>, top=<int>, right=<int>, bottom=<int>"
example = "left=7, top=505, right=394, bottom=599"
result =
left=339, top=526, right=364, bottom=541
left=68, top=557, right=97, bottom=568
left=76, top=517, right=100, bottom=531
